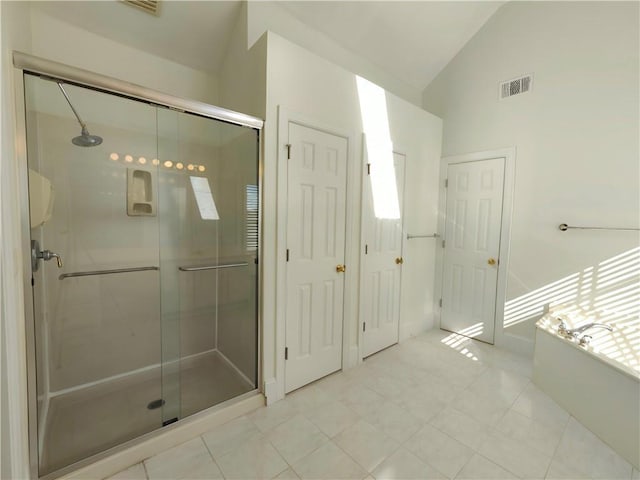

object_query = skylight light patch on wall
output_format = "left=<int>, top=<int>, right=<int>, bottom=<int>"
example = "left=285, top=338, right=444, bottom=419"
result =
left=189, top=176, right=219, bottom=220
left=356, top=76, right=400, bottom=219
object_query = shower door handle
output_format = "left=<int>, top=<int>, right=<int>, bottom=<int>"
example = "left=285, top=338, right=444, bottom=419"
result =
left=31, top=239, right=63, bottom=272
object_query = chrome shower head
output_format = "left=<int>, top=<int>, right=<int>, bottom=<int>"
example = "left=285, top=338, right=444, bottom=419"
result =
left=57, top=82, right=103, bottom=147
left=72, top=127, right=103, bottom=147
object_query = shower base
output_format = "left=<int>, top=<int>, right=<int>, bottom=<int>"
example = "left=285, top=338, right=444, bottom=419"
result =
left=39, top=350, right=253, bottom=476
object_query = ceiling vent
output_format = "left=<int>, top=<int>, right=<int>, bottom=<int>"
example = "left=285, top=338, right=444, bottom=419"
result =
left=121, top=0, right=160, bottom=16
left=499, top=74, right=533, bottom=100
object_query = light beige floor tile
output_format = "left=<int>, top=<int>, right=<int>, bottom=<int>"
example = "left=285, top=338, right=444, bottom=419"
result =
left=450, top=390, right=512, bottom=427
left=545, top=457, right=591, bottom=479
left=455, top=454, right=518, bottom=479
left=266, top=414, right=329, bottom=464
left=495, top=408, right=564, bottom=457
left=334, top=420, right=400, bottom=472
left=305, top=400, right=360, bottom=437
left=405, top=424, right=474, bottom=479
left=144, top=438, right=222, bottom=480
left=340, top=384, right=387, bottom=418
left=292, top=441, right=368, bottom=480
left=106, top=463, right=148, bottom=480
left=477, top=429, right=552, bottom=479
left=286, top=384, right=333, bottom=413
left=465, top=368, right=530, bottom=405
left=429, top=407, right=489, bottom=450
left=314, top=371, right=356, bottom=398
left=275, top=467, right=301, bottom=479
left=202, top=415, right=260, bottom=459
left=371, top=447, right=446, bottom=479
left=363, top=401, right=423, bottom=443
left=249, top=400, right=299, bottom=433
left=551, top=417, right=632, bottom=479
left=215, top=433, right=288, bottom=479
left=511, top=382, right=570, bottom=428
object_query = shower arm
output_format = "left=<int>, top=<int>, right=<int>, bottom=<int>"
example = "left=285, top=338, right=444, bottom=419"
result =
left=57, top=82, right=89, bottom=133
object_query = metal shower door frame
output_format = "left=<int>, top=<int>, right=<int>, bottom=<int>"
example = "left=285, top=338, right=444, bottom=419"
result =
left=13, top=51, right=265, bottom=480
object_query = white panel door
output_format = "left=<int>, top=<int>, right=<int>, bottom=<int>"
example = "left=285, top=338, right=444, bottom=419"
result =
left=362, top=153, right=405, bottom=357
left=441, top=158, right=505, bottom=344
left=285, top=123, right=348, bottom=393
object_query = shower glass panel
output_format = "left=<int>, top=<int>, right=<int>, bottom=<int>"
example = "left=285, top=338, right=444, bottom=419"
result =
left=23, top=73, right=260, bottom=478
left=157, top=109, right=259, bottom=419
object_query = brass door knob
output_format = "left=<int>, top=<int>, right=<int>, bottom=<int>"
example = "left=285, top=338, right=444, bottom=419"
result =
left=336, top=264, right=346, bottom=273
left=488, top=258, right=497, bottom=266
left=395, top=257, right=404, bottom=265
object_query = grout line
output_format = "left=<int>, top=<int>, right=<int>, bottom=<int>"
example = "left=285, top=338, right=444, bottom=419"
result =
left=543, top=414, right=573, bottom=479
left=199, top=434, right=227, bottom=479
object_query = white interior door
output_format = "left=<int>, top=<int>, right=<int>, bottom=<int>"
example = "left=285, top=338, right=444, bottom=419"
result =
left=362, top=153, right=405, bottom=357
left=441, top=157, right=505, bottom=344
left=285, top=123, right=347, bottom=393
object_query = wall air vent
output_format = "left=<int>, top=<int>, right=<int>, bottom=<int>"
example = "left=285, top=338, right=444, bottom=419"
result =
left=499, top=74, right=533, bottom=100
left=121, top=0, right=160, bottom=16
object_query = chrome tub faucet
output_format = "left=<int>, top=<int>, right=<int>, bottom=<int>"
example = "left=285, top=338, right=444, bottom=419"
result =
left=557, top=318, right=613, bottom=345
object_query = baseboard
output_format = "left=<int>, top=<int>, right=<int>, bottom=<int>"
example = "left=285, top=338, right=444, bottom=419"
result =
left=399, top=313, right=434, bottom=342
left=61, top=392, right=265, bottom=480
left=263, top=377, right=280, bottom=405
left=496, top=331, right=535, bottom=357
left=346, top=344, right=360, bottom=369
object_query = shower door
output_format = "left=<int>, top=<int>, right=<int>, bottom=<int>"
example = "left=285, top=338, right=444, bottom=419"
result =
left=23, top=73, right=259, bottom=478
left=156, top=108, right=259, bottom=419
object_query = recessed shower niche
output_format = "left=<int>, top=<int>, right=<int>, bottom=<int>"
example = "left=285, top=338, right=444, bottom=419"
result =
left=22, top=72, right=261, bottom=478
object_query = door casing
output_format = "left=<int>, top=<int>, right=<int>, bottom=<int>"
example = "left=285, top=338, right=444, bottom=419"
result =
left=274, top=107, right=358, bottom=402
left=435, top=148, right=516, bottom=349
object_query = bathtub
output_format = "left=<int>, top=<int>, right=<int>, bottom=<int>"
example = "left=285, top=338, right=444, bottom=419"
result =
left=533, top=313, right=639, bottom=469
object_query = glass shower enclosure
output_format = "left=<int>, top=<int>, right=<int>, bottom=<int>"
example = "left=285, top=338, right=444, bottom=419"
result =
left=23, top=71, right=260, bottom=477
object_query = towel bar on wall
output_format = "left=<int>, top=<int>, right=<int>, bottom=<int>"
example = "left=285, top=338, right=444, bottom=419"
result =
left=558, top=223, right=640, bottom=232
left=407, top=233, right=440, bottom=240
left=178, top=262, right=249, bottom=272
left=59, top=266, right=159, bottom=280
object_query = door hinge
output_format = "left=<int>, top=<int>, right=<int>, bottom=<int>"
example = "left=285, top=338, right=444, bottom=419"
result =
left=363, top=322, right=366, bottom=332
left=286, top=144, right=291, bottom=160
left=442, top=239, right=446, bottom=248
left=367, top=163, right=371, bottom=175
left=286, top=249, right=290, bottom=261
left=31, top=277, right=34, bottom=287
left=445, top=178, right=448, bottom=188
left=365, top=244, right=368, bottom=254
left=439, top=298, right=442, bottom=308
left=285, top=347, right=288, bottom=360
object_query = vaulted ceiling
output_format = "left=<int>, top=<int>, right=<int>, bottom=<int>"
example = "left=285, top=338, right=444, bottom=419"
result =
left=30, top=1, right=503, bottom=92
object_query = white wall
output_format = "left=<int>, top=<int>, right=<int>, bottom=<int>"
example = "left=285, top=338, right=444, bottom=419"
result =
left=262, top=32, right=442, bottom=400
left=423, top=2, right=639, bottom=347
left=247, top=1, right=422, bottom=107
left=1, top=2, right=33, bottom=478
left=29, top=8, right=219, bottom=105
left=218, top=1, right=267, bottom=119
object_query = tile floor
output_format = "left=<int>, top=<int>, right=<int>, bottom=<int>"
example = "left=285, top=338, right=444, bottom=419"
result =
left=107, top=330, right=638, bottom=480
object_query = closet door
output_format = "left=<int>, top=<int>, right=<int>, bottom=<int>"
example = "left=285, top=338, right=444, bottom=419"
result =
left=285, top=122, right=348, bottom=393
left=362, top=152, right=406, bottom=357
left=441, top=157, right=505, bottom=344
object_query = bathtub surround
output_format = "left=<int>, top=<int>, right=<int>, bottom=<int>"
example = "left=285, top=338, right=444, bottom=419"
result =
left=534, top=313, right=640, bottom=469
